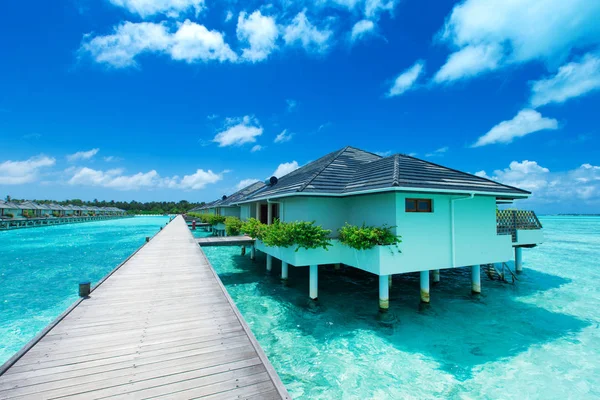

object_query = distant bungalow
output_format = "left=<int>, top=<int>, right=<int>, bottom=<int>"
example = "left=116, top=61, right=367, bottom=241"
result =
left=201, top=146, right=543, bottom=310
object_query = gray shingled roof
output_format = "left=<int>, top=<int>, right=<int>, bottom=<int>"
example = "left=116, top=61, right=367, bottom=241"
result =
left=242, top=146, right=530, bottom=201
left=220, top=181, right=266, bottom=207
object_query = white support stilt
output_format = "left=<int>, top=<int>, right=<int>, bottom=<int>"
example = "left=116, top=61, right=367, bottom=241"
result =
left=281, top=262, right=289, bottom=280
left=266, top=254, right=272, bottom=272
left=471, top=265, right=481, bottom=294
left=334, top=263, right=341, bottom=271
left=420, top=270, right=430, bottom=303
left=388, top=275, right=392, bottom=289
left=267, top=204, right=273, bottom=225
left=309, top=265, right=318, bottom=300
left=432, top=269, right=440, bottom=283
left=255, top=203, right=260, bottom=221
left=379, top=275, right=389, bottom=310
left=515, top=247, right=523, bottom=273
left=250, top=245, right=256, bottom=261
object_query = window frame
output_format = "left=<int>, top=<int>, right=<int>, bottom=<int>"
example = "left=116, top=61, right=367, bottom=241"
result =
left=405, top=198, right=433, bottom=213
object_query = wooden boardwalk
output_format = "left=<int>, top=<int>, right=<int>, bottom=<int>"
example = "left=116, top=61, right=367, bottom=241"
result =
left=0, top=216, right=289, bottom=400
left=196, top=236, right=255, bottom=247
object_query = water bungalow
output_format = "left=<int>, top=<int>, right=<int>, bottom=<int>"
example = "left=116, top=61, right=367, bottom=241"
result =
left=0, top=201, right=22, bottom=218
left=233, top=146, right=543, bottom=310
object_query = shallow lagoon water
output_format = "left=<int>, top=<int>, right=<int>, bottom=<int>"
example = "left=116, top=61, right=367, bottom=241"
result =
left=203, top=216, right=600, bottom=399
left=1, top=216, right=599, bottom=399
left=0, top=216, right=168, bottom=363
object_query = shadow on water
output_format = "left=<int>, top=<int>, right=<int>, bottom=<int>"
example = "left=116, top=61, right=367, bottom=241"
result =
left=210, top=249, right=588, bottom=381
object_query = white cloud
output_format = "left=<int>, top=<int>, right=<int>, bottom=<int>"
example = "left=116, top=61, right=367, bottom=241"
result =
left=272, top=161, right=299, bottom=178
left=350, top=20, right=375, bottom=43
left=433, top=44, right=502, bottom=83
left=375, top=150, right=392, bottom=157
left=237, top=10, right=279, bottom=62
left=251, top=145, right=264, bottom=153
left=434, top=0, right=600, bottom=83
left=472, top=109, right=558, bottom=148
left=225, top=10, right=233, bottom=22
left=283, top=11, right=333, bottom=53
left=81, top=20, right=236, bottom=68
left=67, top=148, right=99, bottom=162
left=67, top=166, right=222, bottom=190
left=286, top=99, right=297, bottom=112
left=425, top=146, right=449, bottom=157
left=476, top=160, right=600, bottom=211
left=387, top=60, right=425, bottom=97
left=103, top=156, right=122, bottom=162
left=236, top=178, right=260, bottom=190
left=365, top=0, right=396, bottom=18
left=108, top=0, right=205, bottom=18
left=213, top=115, right=263, bottom=147
left=274, top=129, right=293, bottom=143
left=0, top=156, right=56, bottom=185
left=530, top=52, right=600, bottom=108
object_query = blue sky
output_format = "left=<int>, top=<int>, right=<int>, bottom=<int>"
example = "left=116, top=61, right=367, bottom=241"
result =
left=0, top=0, right=599, bottom=213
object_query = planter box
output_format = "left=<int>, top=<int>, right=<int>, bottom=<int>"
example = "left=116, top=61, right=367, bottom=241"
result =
left=255, top=240, right=342, bottom=267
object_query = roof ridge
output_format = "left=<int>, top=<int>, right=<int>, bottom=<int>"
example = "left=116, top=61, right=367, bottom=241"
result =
left=296, top=146, right=349, bottom=193
left=397, top=153, right=531, bottom=194
left=392, top=154, right=400, bottom=187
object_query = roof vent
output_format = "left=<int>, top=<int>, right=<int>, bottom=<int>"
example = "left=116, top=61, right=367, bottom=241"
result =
left=222, top=195, right=227, bottom=200
left=268, top=176, right=278, bottom=186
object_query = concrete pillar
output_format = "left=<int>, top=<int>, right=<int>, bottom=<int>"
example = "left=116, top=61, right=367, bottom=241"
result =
left=420, top=270, right=430, bottom=303
left=334, top=263, right=341, bottom=270
left=471, top=265, right=481, bottom=294
left=266, top=254, right=272, bottom=272
left=255, top=203, right=260, bottom=221
left=379, top=275, right=389, bottom=311
left=309, top=265, right=318, bottom=300
left=250, top=245, right=256, bottom=261
left=432, top=269, right=440, bottom=283
left=241, top=246, right=246, bottom=256
left=388, top=275, right=392, bottom=289
left=515, top=247, right=523, bottom=273
left=267, top=203, right=273, bottom=225
left=281, top=262, right=289, bottom=281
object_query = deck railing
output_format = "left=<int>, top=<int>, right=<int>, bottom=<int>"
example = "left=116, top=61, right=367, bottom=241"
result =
left=496, top=210, right=542, bottom=242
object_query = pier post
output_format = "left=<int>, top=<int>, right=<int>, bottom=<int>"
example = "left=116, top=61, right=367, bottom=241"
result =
left=281, top=262, right=289, bottom=281
left=241, top=246, right=246, bottom=256
left=515, top=247, right=523, bottom=273
left=79, top=282, right=91, bottom=298
left=309, top=265, right=318, bottom=300
left=250, top=245, right=256, bottom=261
left=379, top=275, right=389, bottom=311
left=420, top=270, right=430, bottom=303
left=388, top=275, right=392, bottom=289
left=266, top=254, right=273, bottom=272
left=432, top=269, right=440, bottom=284
left=471, top=265, right=481, bottom=294
left=146, top=236, right=150, bottom=243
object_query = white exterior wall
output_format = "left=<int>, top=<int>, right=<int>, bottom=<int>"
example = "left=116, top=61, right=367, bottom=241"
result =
left=280, top=196, right=348, bottom=234
left=221, top=207, right=241, bottom=218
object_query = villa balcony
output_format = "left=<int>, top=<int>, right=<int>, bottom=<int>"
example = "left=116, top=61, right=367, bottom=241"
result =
left=496, top=209, right=543, bottom=247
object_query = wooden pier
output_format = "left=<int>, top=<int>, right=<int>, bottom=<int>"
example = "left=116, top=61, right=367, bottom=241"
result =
left=0, top=216, right=289, bottom=399
left=0, top=215, right=132, bottom=231
left=196, top=236, right=255, bottom=247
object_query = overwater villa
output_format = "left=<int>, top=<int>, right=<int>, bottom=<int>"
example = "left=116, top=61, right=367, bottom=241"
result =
left=228, top=146, right=543, bottom=310
left=195, top=181, right=267, bottom=218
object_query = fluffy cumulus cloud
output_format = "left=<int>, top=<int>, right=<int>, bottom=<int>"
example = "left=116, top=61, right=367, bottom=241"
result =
left=108, top=0, right=205, bottom=18
left=67, top=166, right=222, bottom=190
left=283, top=11, right=333, bottom=53
left=387, top=60, right=425, bottom=97
left=435, top=0, right=600, bottom=82
left=472, top=109, right=558, bottom=148
left=274, top=129, right=293, bottom=143
left=530, top=52, right=600, bottom=108
left=272, top=161, right=300, bottom=178
left=236, top=178, right=260, bottom=190
left=81, top=20, right=236, bottom=68
left=237, top=10, right=279, bottom=62
left=212, top=115, right=263, bottom=147
left=0, top=156, right=56, bottom=185
left=67, top=148, right=99, bottom=162
left=251, top=145, right=263, bottom=152
left=476, top=160, right=600, bottom=211
left=350, top=20, right=375, bottom=43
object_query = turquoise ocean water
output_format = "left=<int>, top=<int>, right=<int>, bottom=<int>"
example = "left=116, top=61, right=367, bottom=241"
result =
left=0, top=216, right=168, bottom=363
left=1, top=216, right=599, bottom=399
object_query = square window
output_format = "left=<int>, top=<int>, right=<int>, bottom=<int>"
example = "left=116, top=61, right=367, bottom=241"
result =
left=406, top=198, right=432, bottom=213
left=405, top=199, right=416, bottom=212
left=417, top=199, right=432, bottom=212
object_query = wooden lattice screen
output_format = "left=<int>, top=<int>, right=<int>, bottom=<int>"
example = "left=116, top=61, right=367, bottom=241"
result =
left=496, top=210, right=542, bottom=241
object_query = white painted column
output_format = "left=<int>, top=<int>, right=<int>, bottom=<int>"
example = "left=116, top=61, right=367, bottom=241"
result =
left=309, top=265, right=318, bottom=300
left=255, top=203, right=260, bottom=221
left=515, top=247, right=523, bottom=273
left=471, top=265, right=481, bottom=294
left=432, top=269, right=440, bottom=283
left=281, top=262, right=289, bottom=281
left=420, top=270, right=430, bottom=303
left=266, top=254, right=272, bottom=272
left=388, top=275, right=392, bottom=289
left=250, top=245, right=256, bottom=261
left=379, top=275, right=389, bottom=310
left=267, top=203, right=273, bottom=225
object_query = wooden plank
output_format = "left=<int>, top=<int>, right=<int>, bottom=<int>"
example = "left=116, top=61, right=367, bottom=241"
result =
left=196, top=236, right=255, bottom=247
left=0, top=216, right=290, bottom=400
